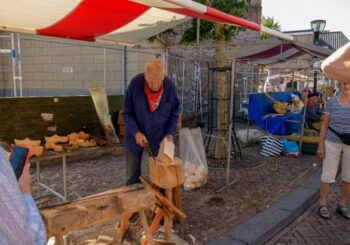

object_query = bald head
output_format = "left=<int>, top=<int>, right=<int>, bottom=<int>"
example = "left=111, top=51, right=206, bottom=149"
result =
left=144, top=58, right=165, bottom=91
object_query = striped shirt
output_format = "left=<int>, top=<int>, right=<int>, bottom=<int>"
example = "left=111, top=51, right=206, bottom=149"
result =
left=0, top=148, right=46, bottom=245
left=325, top=96, right=350, bottom=143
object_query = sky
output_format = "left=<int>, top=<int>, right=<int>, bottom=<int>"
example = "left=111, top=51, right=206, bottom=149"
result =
left=262, top=0, right=350, bottom=39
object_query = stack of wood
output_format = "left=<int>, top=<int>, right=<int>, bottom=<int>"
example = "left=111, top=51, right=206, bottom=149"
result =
left=44, top=135, right=68, bottom=152
left=117, top=111, right=125, bottom=136
left=14, top=138, right=44, bottom=157
left=65, top=131, right=96, bottom=150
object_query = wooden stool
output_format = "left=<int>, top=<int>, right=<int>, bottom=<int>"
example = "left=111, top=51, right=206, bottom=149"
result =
left=40, top=184, right=154, bottom=245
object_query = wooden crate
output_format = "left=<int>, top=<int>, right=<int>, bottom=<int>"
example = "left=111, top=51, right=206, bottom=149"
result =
left=149, top=157, right=184, bottom=189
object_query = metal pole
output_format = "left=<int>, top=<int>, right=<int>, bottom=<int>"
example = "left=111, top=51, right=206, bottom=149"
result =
left=196, top=18, right=200, bottom=45
left=36, top=161, right=41, bottom=197
left=121, top=46, right=127, bottom=94
left=17, top=33, right=23, bottom=97
left=165, top=47, right=169, bottom=76
left=10, top=33, right=17, bottom=97
left=226, top=50, right=236, bottom=185
left=103, top=48, right=106, bottom=86
left=313, top=70, right=318, bottom=92
left=181, top=60, right=185, bottom=113
left=63, top=155, right=68, bottom=201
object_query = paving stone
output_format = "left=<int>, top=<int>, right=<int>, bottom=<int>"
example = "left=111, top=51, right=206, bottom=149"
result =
left=206, top=235, right=247, bottom=245
left=227, top=205, right=292, bottom=245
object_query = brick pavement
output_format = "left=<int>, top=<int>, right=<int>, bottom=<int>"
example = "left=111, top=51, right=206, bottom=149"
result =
left=266, top=177, right=350, bottom=245
left=30, top=144, right=321, bottom=244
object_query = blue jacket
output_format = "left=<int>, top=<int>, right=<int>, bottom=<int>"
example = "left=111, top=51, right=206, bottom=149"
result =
left=122, top=73, right=179, bottom=155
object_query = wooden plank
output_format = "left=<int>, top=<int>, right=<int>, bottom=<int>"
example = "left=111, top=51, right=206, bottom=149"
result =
left=117, top=211, right=131, bottom=240
left=139, top=210, right=154, bottom=245
left=54, top=235, right=64, bottom=245
left=116, top=189, right=155, bottom=213
left=140, top=177, right=186, bottom=221
left=40, top=184, right=154, bottom=236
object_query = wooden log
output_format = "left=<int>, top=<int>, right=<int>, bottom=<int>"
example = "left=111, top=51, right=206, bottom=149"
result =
left=116, top=188, right=155, bottom=213
left=173, top=186, right=184, bottom=223
left=139, top=177, right=186, bottom=221
left=164, top=189, right=173, bottom=241
left=149, top=157, right=184, bottom=189
left=40, top=184, right=154, bottom=236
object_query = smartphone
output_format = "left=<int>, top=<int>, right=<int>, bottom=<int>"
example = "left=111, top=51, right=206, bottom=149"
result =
left=9, top=146, right=30, bottom=180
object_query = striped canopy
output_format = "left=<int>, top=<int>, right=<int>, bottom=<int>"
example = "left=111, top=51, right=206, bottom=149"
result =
left=0, top=0, right=293, bottom=44
left=236, top=38, right=333, bottom=65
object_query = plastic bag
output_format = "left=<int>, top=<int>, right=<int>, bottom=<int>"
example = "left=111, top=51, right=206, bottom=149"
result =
left=236, top=129, right=262, bottom=144
left=179, top=128, right=208, bottom=190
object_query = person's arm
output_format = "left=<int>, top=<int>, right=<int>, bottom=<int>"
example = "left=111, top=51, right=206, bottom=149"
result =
left=317, top=112, right=330, bottom=159
left=121, top=82, right=140, bottom=137
left=321, top=42, right=350, bottom=82
left=164, top=85, right=180, bottom=139
left=0, top=149, right=46, bottom=245
left=20, top=164, right=47, bottom=245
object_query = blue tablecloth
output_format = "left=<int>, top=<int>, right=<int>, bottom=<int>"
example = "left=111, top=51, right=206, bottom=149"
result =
left=248, top=91, right=303, bottom=135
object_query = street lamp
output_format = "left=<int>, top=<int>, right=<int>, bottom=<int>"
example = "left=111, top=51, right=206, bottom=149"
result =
left=311, top=20, right=326, bottom=92
left=311, top=19, right=326, bottom=44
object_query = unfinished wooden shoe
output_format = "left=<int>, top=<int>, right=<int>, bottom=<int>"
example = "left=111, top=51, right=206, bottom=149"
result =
left=68, top=132, right=79, bottom=144
left=78, top=139, right=96, bottom=148
left=64, top=141, right=80, bottom=151
left=28, top=146, right=44, bottom=157
left=14, top=138, right=41, bottom=146
left=45, top=134, right=68, bottom=144
left=45, top=142, right=63, bottom=152
left=78, top=131, right=90, bottom=140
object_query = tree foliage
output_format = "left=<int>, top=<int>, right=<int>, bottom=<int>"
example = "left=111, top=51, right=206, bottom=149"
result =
left=260, top=15, right=282, bottom=40
left=180, top=0, right=249, bottom=43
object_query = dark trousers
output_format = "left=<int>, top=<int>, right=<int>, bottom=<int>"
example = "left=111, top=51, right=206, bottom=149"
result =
left=125, top=148, right=144, bottom=185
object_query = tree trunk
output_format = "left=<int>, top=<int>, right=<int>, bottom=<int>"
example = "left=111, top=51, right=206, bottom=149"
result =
left=214, top=23, right=229, bottom=158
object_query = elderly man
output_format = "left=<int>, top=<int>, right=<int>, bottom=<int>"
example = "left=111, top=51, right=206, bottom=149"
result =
left=122, top=58, right=179, bottom=185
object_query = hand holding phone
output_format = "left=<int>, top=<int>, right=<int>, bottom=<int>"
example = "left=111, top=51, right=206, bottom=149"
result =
left=9, top=146, right=30, bottom=180
left=18, top=163, right=32, bottom=194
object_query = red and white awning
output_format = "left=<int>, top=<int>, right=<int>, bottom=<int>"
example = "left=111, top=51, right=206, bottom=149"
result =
left=236, top=38, right=332, bottom=65
left=0, top=0, right=295, bottom=44
left=0, top=0, right=189, bottom=44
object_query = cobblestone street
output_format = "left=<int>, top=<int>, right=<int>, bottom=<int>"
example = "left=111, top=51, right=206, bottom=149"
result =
left=31, top=144, right=322, bottom=244
left=266, top=177, right=350, bottom=245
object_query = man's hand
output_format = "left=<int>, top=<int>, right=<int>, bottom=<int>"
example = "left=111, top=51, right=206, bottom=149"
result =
left=317, top=144, right=325, bottom=159
left=165, top=134, right=174, bottom=142
left=135, top=132, right=148, bottom=147
left=18, top=163, right=32, bottom=195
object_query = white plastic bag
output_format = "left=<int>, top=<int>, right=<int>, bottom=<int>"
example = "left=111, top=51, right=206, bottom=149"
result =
left=179, top=128, right=208, bottom=190
left=236, top=129, right=262, bottom=144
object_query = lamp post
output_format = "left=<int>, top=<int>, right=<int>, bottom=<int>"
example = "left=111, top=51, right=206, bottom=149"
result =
left=311, top=20, right=326, bottom=92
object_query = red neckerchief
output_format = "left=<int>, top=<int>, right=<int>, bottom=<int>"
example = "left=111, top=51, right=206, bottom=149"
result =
left=144, top=81, right=163, bottom=112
